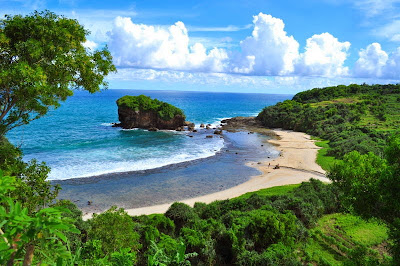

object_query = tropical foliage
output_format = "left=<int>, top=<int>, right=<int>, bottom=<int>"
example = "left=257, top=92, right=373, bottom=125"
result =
left=0, top=11, right=116, bottom=135
left=117, top=95, right=185, bottom=121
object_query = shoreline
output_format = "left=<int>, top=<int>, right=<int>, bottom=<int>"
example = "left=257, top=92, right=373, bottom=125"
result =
left=82, top=121, right=328, bottom=220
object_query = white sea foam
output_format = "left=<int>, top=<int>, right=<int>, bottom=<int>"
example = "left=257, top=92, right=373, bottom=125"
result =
left=47, top=137, right=225, bottom=180
left=100, top=122, right=115, bottom=127
left=204, top=117, right=231, bottom=129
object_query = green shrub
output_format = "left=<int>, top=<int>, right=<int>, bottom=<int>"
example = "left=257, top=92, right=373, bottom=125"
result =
left=165, top=202, right=198, bottom=232
left=87, top=206, right=140, bottom=256
left=52, top=199, right=88, bottom=253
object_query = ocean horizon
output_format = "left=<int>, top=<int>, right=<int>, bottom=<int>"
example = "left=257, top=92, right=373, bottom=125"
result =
left=7, top=89, right=292, bottom=181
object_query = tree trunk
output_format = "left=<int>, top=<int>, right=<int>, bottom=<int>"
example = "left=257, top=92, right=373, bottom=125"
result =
left=23, top=243, right=35, bottom=266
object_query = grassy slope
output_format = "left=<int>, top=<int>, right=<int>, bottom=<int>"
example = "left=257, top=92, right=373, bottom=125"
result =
left=302, top=213, right=390, bottom=265
left=309, top=93, right=400, bottom=171
left=298, top=93, right=393, bottom=263
left=237, top=184, right=300, bottom=199
left=313, top=139, right=339, bottom=171
left=238, top=185, right=391, bottom=264
left=310, top=94, right=400, bottom=132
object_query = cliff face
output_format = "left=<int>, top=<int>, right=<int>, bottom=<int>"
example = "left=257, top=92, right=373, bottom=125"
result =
left=117, top=106, right=185, bottom=130
left=115, top=95, right=186, bottom=130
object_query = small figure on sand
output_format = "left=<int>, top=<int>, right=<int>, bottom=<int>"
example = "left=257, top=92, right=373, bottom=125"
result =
left=268, top=162, right=271, bottom=168
left=273, top=164, right=280, bottom=169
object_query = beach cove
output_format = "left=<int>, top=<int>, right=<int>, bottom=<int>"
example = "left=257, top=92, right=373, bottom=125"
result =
left=82, top=118, right=329, bottom=219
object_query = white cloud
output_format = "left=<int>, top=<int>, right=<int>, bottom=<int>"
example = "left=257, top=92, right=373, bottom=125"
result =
left=83, top=40, right=98, bottom=50
left=233, top=13, right=300, bottom=75
left=353, top=42, right=400, bottom=79
left=296, top=33, right=351, bottom=77
left=373, top=20, right=400, bottom=42
left=383, top=47, right=400, bottom=78
left=108, top=16, right=229, bottom=72
left=110, top=13, right=400, bottom=80
left=353, top=0, right=400, bottom=17
left=354, top=43, right=388, bottom=77
left=188, top=24, right=252, bottom=32
left=107, top=68, right=400, bottom=94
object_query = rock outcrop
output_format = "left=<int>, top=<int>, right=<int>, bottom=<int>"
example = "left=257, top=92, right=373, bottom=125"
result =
left=115, top=95, right=186, bottom=130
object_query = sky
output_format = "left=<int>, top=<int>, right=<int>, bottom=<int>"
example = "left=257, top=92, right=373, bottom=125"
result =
left=2, top=0, right=400, bottom=94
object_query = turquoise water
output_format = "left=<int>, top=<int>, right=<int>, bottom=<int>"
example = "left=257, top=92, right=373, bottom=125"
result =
left=7, top=89, right=291, bottom=181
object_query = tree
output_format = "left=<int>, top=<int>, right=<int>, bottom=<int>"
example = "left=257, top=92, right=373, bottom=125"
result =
left=0, top=171, right=79, bottom=265
left=0, top=10, right=116, bottom=135
left=328, top=133, right=400, bottom=262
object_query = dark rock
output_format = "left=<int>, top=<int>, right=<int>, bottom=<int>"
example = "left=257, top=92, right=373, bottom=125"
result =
left=88, top=201, right=92, bottom=206
left=176, top=127, right=183, bottom=131
left=116, top=96, right=186, bottom=130
left=187, top=122, right=195, bottom=131
left=200, top=123, right=205, bottom=128
left=214, top=129, right=223, bottom=135
left=206, top=125, right=211, bottom=130
left=192, top=129, right=197, bottom=132
left=148, top=127, right=158, bottom=131
left=117, top=107, right=185, bottom=130
left=206, top=135, right=213, bottom=138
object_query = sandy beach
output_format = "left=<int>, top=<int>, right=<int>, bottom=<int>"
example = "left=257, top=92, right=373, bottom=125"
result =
left=83, top=125, right=329, bottom=220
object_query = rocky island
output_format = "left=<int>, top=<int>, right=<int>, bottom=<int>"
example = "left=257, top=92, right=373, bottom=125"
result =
left=114, top=95, right=186, bottom=130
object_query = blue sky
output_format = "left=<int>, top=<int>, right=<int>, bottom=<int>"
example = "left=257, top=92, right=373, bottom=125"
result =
left=2, top=0, right=400, bottom=93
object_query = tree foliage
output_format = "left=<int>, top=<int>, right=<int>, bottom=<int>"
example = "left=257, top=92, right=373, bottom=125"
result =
left=0, top=172, right=79, bottom=265
left=328, top=134, right=400, bottom=262
left=117, top=95, right=185, bottom=121
left=257, top=84, right=396, bottom=159
left=0, top=10, right=116, bottom=134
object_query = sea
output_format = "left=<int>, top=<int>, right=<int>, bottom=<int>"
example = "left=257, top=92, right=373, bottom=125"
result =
left=7, top=89, right=291, bottom=212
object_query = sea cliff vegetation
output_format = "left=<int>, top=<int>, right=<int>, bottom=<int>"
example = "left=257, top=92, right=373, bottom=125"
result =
left=117, top=95, right=185, bottom=121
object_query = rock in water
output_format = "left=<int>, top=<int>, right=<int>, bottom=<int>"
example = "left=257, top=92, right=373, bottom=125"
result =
left=116, top=95, right=186, bottom=130
left=214, top=129, right=223, bottom=135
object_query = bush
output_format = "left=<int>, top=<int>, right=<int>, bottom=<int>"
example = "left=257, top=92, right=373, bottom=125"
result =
left=87, top=207, right=140, bottom=257
left=52, top=199, right=88, bottom=253
left=165, top=202, right=198, bottom=232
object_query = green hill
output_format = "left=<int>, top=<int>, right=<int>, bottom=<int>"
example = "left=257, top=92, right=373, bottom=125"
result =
left=257, top=84, right=400, bottom=162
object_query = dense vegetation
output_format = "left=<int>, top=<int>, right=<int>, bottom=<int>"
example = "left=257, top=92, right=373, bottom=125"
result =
left=258, top=83, right=400, bottom=264
left=1, top=172, right=392, bottom=265
left=257, top=83, right=400, bottom=159
left=117, top=95, right=185, bottom=121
